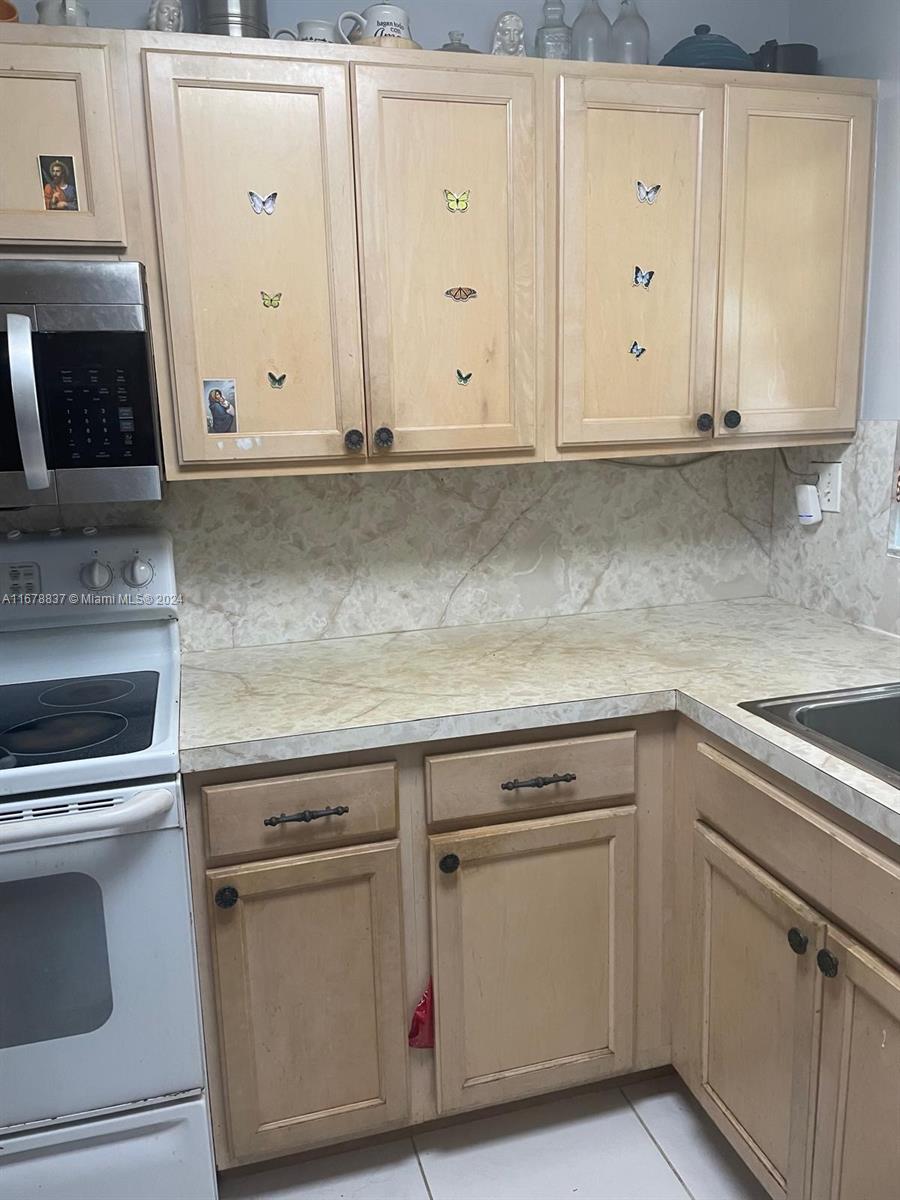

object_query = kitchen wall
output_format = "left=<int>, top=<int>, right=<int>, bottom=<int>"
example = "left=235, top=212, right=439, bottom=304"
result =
left=16, top=0, right=789, bottom=59
left=768, top=0, right=900, bottom=636
left=0, top=454, right=775, bottom=651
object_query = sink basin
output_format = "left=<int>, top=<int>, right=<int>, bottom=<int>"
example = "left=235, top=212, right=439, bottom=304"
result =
left=740, top=683, right=900, bottom=789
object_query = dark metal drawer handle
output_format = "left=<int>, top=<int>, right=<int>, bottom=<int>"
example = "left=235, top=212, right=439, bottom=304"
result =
left=264, top=805, right=350, bottom=827
left=500, top=773, right=577, bottom=791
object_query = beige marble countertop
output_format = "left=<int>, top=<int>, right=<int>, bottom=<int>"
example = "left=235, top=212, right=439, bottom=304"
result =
left=180, top=598, right=900, bottom=843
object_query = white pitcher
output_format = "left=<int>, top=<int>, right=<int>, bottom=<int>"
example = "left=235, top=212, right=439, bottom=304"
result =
left=338, top=4, right=411, bottom=43
left=36, top=0, right=88, bottom=24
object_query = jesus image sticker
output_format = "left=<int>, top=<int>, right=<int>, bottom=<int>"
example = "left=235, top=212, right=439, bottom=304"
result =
left=203, top=379, right=238, bottom=434
left=39, top=156, right=79, bottom=212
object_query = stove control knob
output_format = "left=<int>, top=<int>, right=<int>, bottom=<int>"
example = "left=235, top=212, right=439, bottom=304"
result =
left=122, top=556, right=154, bottom=588
left=80, top=559, right=114, bottom=591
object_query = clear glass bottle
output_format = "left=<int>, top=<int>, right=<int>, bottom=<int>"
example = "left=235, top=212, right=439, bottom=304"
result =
left=572, top=0, right=612, bottom=62
left=611, top=0, right=649, bottom=64
left=535, top=1, right=572, bottom=60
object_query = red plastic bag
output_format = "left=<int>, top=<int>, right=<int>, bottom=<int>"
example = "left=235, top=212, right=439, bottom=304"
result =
left=408, top=977, right=434, bottom=1049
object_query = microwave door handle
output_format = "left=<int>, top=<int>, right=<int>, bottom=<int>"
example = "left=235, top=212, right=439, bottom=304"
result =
left=6, top=312, right=50, bottom=491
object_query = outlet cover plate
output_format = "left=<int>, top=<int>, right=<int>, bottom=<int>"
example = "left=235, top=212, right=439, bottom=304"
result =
left=813, top=460, right=842, bottom=513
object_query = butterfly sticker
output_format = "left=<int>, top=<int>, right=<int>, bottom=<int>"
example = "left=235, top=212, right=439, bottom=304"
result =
left=267, top=371, right=286, bottom=389
left=445, top=287, right=478, bottom=303
left=629, top=341, right=647, bottom=359
left=248, top=191, right=277, bottom=215
left=456, top=369, right=473, bottom=386
left=444, top=189, right=470, bottom=214
left=635, top=181, right=661, bottom=205
left=260, top=291, right=282, bottom=308
left=633, top=267, right=655, bottom=290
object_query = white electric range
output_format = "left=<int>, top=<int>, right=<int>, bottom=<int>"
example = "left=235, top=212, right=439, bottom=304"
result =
left=0, top=527, right=216, bottom=1200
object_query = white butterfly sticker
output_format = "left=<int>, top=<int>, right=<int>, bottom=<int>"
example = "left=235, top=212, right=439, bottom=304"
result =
left=633, top=266, right=655, bottom=289
left=629, top=340, right=647, bottom=359
left=635, top=181, right=661, bottom=205
left=248, top=191, right=277, bottom=215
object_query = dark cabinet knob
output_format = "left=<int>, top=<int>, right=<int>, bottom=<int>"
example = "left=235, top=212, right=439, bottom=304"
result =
left=696, top=412, right=714, bottom=433
left=817, top=948, right=839, bottom=978
left=344, top=428, right=365, bottom=453
left=373, top=426, right=394, bottom=450
left=439, top=853, right=460, bottom=875
left=215, top=885, right=239, bottom=909
left=787, top=927, right=808, bottom=955
left=723, top=409, right=742, bottom=429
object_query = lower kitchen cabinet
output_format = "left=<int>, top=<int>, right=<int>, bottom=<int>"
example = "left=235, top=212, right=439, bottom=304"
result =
left=811, top=929, right=900, bottom=1200
left=429, top=807, right=636, bottom=1114
left=689, top=814, right=900, bottom=1200
left=691, top=822, right=826, bottom=1197
left=206, top=841, right=408, bottom=1160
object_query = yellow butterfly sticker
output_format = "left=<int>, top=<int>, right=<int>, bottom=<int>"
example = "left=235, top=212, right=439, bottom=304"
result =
left=260, top=291, right=282, bottom=309
left=444, top=189, right=470, bottom=214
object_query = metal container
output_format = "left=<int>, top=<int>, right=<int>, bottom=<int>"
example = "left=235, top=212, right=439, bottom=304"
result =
left=197, top=0, right=268, bottom=38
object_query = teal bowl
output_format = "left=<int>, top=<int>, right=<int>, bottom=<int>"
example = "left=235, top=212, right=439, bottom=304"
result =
left=659, top=24, right=755, bottom=71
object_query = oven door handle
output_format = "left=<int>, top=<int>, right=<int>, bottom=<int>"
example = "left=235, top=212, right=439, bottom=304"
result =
left=0, top=786, right=176, bottom=846
left=6, top=312, right=50, bottom=491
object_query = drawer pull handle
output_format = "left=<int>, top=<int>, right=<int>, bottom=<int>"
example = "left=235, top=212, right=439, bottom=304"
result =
left=500, top=773, right=577, bottom=791
left=787, top=927, right=808, bottom=955
left=817, top=948, right=840, bottom=978
left=439, top=853, right=461, bottom=874
left=263, top=805, right=350, bottom=827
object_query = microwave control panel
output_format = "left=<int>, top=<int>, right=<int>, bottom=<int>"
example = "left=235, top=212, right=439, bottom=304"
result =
left=39, top=333, right=158, bottom=468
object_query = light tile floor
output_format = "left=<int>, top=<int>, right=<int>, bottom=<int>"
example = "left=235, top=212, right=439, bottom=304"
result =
left=219, top=1075, right=770, bottom=1200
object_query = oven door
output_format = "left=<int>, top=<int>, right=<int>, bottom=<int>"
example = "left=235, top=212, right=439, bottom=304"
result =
left=0, top=787, right=205, bottom=1130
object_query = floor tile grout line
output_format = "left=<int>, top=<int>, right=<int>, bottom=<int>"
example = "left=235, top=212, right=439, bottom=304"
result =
left=411, top=1134, right=436, bottom=1200
left=622, top=1086, right=697, bottom=1200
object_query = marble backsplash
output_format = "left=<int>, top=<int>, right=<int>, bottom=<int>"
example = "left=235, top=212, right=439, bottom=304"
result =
left=769, top=419, right=900, bottom=637
left=0, top=452, right=775, bottom=653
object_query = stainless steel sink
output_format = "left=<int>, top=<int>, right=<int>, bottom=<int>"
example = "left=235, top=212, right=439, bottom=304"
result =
left=740, top=682, right=900, bottom=788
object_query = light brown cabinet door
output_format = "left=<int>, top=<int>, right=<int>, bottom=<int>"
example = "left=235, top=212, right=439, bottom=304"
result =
left=353, top=62, right=539, bottom=458
left=0, top=38, right=126, bottom=245
left=207, top=841, right=408, bottom=1159
left=718, top=87, right=873, bottom=439
left=144, top=51, right=365, bottom=467
left=692, top=823, right=825, bottom=1198
left=812, top=929, right=900, bottom=1200
left=557, top=76, right=722, bottom=448
left=430, top=807, right=635, bottom=1114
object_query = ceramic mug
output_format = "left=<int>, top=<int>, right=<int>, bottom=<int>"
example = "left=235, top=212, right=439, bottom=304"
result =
left=338, top=4, right=411, bottom=44
left=36, top=0, right=88, bottom=24
left=273, top=19, right=338, bottom=43
left=0, top=0, right=19, bottom=22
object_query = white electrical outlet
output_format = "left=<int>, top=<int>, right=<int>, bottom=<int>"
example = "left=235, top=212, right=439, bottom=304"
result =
left=813, top=461, right=842, bottom=513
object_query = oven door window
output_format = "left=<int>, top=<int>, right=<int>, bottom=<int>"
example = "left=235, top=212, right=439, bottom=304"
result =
left=0, top=872, right=113, bottom=1049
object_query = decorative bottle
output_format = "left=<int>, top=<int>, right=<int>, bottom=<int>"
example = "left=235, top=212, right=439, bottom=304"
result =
left=535, top=1, right=572, bottom=60
left=572, top=0, right=611, bottom=62
left=611, top=0, right=649, bottom=64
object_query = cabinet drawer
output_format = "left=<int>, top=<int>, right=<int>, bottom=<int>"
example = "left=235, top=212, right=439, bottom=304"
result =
left=426, top=732, right=635, bottom=825
left=202, top=763, right=397, bottom=862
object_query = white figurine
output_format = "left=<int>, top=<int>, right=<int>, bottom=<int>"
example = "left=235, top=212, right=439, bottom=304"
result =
left=148, top=0, right=183, bottom=32
left=492, top=11, right=527, bottom=56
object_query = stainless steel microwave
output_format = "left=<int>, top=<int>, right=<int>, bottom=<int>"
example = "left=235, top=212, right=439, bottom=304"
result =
left=0, top=261, right=163, bottom=508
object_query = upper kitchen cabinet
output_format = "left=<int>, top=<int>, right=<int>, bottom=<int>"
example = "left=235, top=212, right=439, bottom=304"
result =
left=353, top=62, right=540, bottom=459
left=556, top=76, right=723, bottom=448
left=0, top=33, right=126, bottom=246
left=717, top=87, right=873, bottom=440
left=143, top=51, right=365, bottom=467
